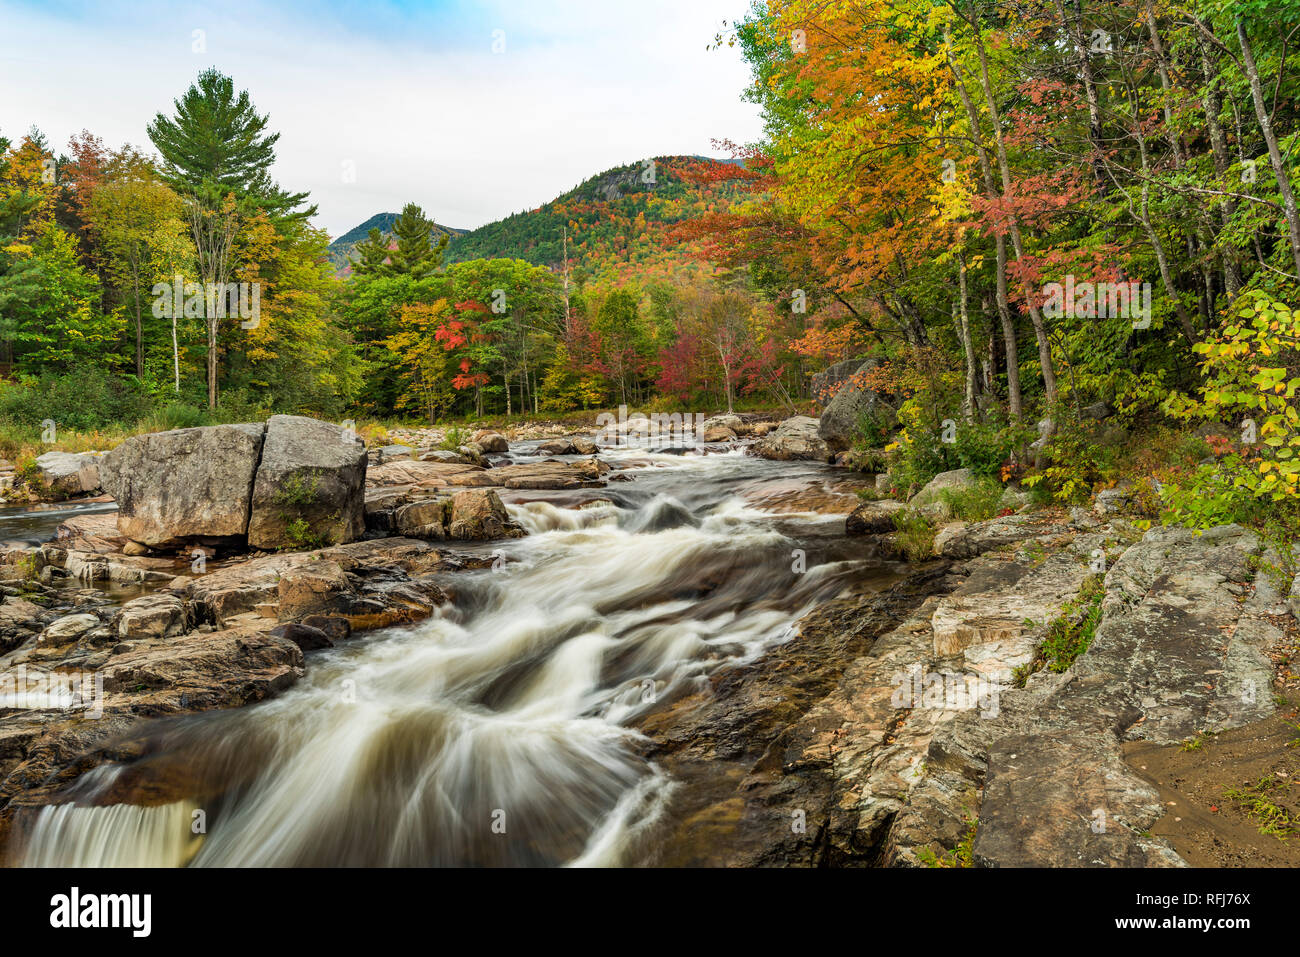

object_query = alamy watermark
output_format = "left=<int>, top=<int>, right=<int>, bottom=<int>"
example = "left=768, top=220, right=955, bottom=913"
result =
left=0, top=665, right=103, bottom=718
left=151, top=274, right=262, bottom=329
left=595, top=405, right=708, bottom=451
left=1042, top=275, right=1153, bottom=329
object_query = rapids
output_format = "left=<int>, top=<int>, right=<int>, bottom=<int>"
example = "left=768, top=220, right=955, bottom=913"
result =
left=16, top=445, right=900, bottom=866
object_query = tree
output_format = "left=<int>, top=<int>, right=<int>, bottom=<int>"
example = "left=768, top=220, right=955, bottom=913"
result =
left=85, top=148, right=190, bottom=380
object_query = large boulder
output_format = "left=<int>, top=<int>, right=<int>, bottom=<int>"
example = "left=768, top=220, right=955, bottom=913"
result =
left=844, top=499, right=906, bottom=535
left=246, top=415, right=367, bottom=551
left=101, top=423, right=265, bottom=547
left=810, top=359, right=864, bottom=404
left=908, top=468, right=979, bottom=508
left=447, top=489, right=525, bottom=540
left=34, top=451, right=102, bottom=497
left=472, top=430, right=509, bottom=453
left=752, top=416, right=831, bottom=462
left=817, top=361, right=895, bottom=453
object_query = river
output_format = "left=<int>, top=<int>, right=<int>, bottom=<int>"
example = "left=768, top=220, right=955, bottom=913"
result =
left=15, top=445, right=901, bottom=866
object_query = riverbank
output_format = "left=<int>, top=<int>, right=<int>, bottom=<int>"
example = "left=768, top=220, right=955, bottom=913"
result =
left=0, top=411, right=1295, bottom=867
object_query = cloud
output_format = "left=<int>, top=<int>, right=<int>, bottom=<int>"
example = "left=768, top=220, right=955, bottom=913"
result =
left=0, top=0, right=763, bottom=237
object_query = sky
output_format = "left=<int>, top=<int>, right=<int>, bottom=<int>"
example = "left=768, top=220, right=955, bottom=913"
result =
left=0, top=0, right=764, bottom=238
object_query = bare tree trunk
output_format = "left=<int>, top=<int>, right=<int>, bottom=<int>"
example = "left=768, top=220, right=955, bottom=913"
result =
left=962, top=9, right=1059, bottom=409
left=947, top=44, right=1023, bottom=420
left=956, top=252, right=977, bottom=421
left=1238, top=19, right=1300, bottom=278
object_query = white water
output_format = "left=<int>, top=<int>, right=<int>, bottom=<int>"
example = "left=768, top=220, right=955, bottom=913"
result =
left=16, top=448, right=886, bottom=867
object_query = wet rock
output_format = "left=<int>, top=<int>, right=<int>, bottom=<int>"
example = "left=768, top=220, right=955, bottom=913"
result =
left=571, top=438, right=598, bottom=456
left=845, top=500, right=905, bottom=535
left=537, top=439, right=579, bottom=456
left=393, top=500, right=449, bottom=539
left=275, top=562, right=354, bottom=620
left=270, top=621, right=334, bottom=651
left=114, top=594, right=188, bottom=640
left=472, top=430, right=509, bottom=453
left=55, top=514, right=129, bottom=555
left=247, top=415, right=367, bottom=551
left=34, top=452, right=102, bottom=497
left=101, top=423, right=265, bottom=547
left=38, top=614, right=101, bottom=646
left=701, top=426, right=737, bottom=443
left=752, top=416, right=831, bottom=462
left=447, top=489, right=525, bottom=540
left=301, top=615, right=351, bottom=642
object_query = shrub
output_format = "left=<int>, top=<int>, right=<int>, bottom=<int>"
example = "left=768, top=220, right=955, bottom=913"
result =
left=936, top=480, right=1004, bottom=522
left=892, top=508, right=936, bottom=561
left=0, top=369, right=154, bottom=434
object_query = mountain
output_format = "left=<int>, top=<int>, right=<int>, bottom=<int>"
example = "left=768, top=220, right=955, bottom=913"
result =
left=327, top=156, right=748, bottom=283
left=326, top=213, right=464, bottom=274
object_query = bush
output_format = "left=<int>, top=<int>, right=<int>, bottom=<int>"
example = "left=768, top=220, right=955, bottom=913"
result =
left=954, top=418, right=1033, bottom=478
left=892, top=508, right=936, bottom=561
left=936, top=480, right=1004, bottom=522
left=0, top=369, right=154, bottom=435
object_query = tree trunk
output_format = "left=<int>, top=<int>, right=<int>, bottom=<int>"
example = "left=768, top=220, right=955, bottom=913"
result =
left=1238, top=19, right=1300, bottom=278
left=965, top=10, right=1059, bottom=408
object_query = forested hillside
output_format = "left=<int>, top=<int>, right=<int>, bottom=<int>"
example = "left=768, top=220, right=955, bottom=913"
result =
left=3, top=0, right=1300, bottom=542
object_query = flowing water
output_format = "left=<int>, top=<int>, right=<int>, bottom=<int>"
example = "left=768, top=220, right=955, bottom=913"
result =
left=16, top=446, right=900, bottom=867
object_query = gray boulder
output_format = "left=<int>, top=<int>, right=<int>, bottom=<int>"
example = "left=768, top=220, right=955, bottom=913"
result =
left=247, top=415, right=367, bottom=551
left=752, top=416, right=831, bottom=462
left=817, top=360, right=896, bottom=452
left=101, top=423, right=265, bottom=547
left=34, top=451, right=102, bottom=497
left=908, top=468, right=978, bottom=508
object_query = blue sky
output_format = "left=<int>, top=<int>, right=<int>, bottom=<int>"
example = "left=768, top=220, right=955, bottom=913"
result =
left=0, top=0, right=763, bottom=237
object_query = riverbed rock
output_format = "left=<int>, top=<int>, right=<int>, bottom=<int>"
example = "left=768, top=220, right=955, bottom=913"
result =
left=752, top=416, right=831, bottom=462
left=246, top=415, right=367, bottom=551
left=38, top=613, right=101, bottom=646
left=701, top=426, right=737, bottom=443
left=447, top=489, right=524, bottom=541
left=114, top=593, right=189, bottom=640
left=34, top=452, right=102, bottom=497
left=56, top=514, right=128, bottom=554
left=271, top=621, right=334, bottom=651
left=537, top=439, right=579, bottom=456
left=818, top=361, right=896, bottom=452
left=369, top=444, right=414, bottom=465
left=472, top=430, right=509, bottom=453
left=101, top=423, right=265, bottom=547
left=845, top=499, right=906, bottom=535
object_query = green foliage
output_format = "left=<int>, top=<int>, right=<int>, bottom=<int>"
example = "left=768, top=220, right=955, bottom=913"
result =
left=0, top=369, right=153, bottom=435
left=1018, top=575, right=1106, bottom=684
left=953, top=419, right=1032, bottom=479
left=891, top=508, right=936, bottom=561
left=1223, top=776, right=1300, bottom=842
left=936, top=480, right=1004, bottom=522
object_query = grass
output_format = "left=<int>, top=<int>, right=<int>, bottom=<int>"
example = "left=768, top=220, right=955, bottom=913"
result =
left=935, top=480, right=1005, bottom=522
left=1223, top=776, right=1300, bottom=842
left=916, top=815, right=977, bottom=868
left=1013, top=574, right=1106, bottom=686
left=892, top=508, right=936, bottom=561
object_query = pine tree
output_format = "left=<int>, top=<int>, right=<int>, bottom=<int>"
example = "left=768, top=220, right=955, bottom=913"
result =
left=352, top=203, right=448, bottom=279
